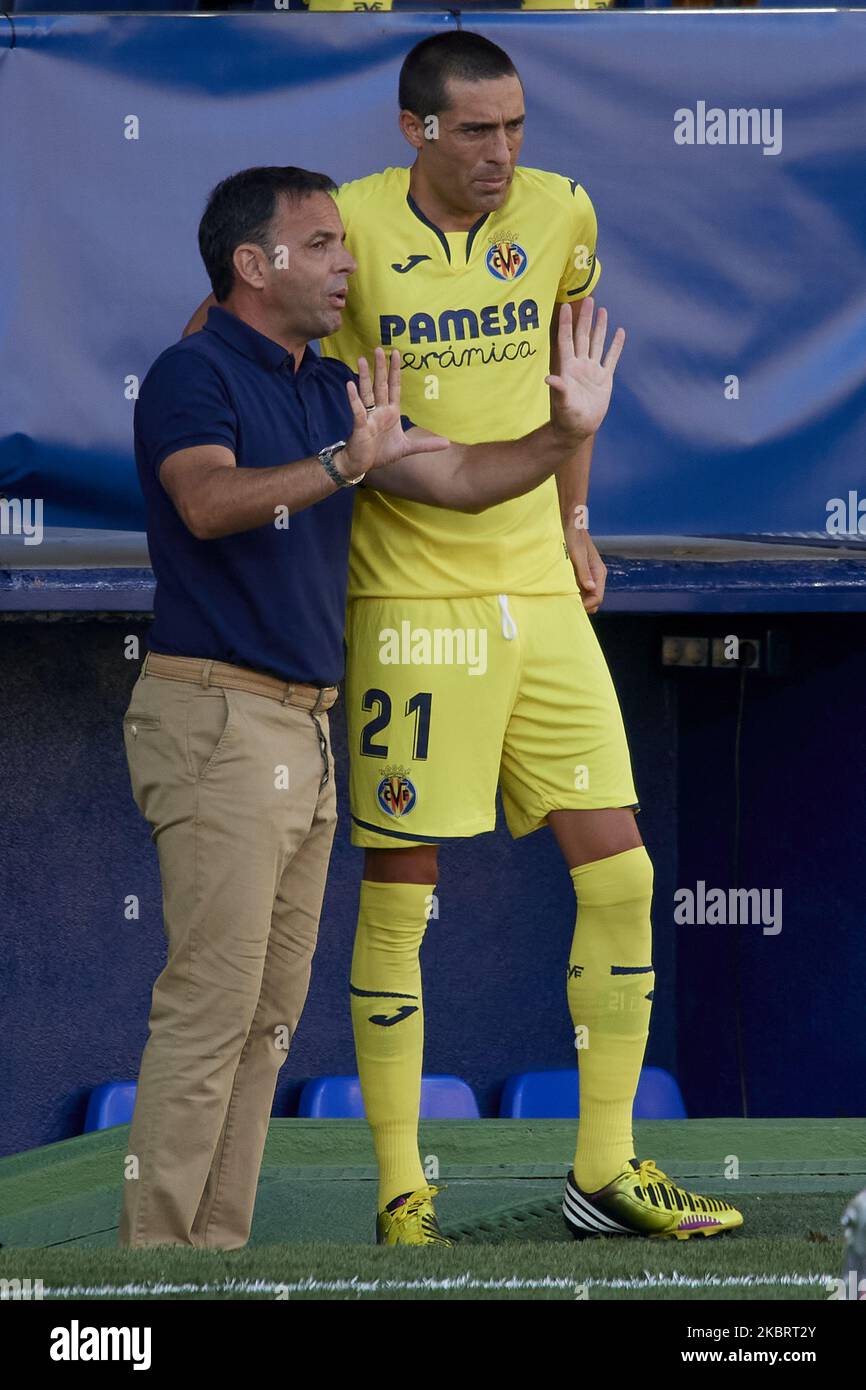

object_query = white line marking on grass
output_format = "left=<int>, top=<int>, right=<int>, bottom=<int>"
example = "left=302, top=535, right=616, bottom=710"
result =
left=40, top=1272, right=832, bottom=1299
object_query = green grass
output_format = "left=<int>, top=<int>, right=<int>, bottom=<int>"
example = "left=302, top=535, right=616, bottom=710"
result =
left=0, top=1234, right=843, bottom=1302
left=0, top=1119, right=861, bottom=1300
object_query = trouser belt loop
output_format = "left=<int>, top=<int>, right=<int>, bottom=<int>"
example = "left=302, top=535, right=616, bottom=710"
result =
left=281, top=682, right=296, bottom=706
left=141, top=650, right=151, bottom=677
left=310, top=687, right=327, bottom=716
left=201, top=659, right=214, bottom=690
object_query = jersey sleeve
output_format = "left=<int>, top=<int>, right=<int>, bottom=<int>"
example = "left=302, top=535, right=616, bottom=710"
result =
left=136, top=350, right=238, bottom=480
left=555, top=181, right=602, bottom=303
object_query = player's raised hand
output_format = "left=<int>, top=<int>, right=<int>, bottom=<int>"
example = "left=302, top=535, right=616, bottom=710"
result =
left=343, top=347, right=449, bottom=474
left=545, top=299, right=625, bottom=441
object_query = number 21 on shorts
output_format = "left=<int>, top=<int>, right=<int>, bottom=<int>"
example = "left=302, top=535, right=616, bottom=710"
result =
left=360, top=688, right=433, bottom=760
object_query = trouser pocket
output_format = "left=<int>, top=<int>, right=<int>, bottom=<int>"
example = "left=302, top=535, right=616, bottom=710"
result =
left=185, top=687, right=237, bottom=781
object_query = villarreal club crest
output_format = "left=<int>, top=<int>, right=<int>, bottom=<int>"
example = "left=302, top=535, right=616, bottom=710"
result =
left=485, top=240, right=528, bottom=283
left=377, top=765, right=417, bottom=819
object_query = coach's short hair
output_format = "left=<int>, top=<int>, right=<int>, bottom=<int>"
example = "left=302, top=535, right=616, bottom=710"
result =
left=399, top=31, right=520, bottom=119
left=199, top=166, right=337, bottom=303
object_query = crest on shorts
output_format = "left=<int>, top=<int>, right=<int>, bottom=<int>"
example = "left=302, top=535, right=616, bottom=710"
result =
left=377, top=764, right=417, bottom=818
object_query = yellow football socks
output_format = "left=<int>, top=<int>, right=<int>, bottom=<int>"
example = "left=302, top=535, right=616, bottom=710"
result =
left=351, top=851, right=654, bottom=1207
left=350, top=879, right=433, bottom=1209
left=567, top=846, right=655, bottom=1193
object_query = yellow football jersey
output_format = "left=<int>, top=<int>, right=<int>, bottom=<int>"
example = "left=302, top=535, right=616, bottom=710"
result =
left=305, top=3, right=612, bottom=9
left=321, top=164, right=601, bottom=599
left=306, top=1, right=392, bottom=10
left=522, top=1, right=612, bottom=9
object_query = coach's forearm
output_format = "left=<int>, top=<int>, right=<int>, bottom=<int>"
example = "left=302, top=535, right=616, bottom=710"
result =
left=195, top=456, right=339, bottom=540
left=447, top=422, right=589, bottom=513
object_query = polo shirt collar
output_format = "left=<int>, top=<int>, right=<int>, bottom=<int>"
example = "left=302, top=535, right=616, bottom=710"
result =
left=204, top=305, right=319, bottom=376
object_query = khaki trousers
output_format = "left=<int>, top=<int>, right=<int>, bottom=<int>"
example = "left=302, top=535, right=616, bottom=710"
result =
left=118, top=653, right=338, bottom=1248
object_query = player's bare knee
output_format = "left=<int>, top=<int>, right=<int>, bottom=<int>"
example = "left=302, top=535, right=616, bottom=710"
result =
left=549, top=806, right=644, bottom=870
left=364, top=844, right=439, bottom=884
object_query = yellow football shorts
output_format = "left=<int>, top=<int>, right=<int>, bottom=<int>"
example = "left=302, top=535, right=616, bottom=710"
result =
left=345, top=592, right=639, bottom=848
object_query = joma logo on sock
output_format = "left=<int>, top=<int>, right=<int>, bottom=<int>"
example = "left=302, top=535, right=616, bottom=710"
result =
left=674, top=882, right=782, bottom=936
left=369, top=1005, right=418, bottom=1027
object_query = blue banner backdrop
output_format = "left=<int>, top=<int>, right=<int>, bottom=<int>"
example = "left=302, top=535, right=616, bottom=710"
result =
left=2, top=11, right=866, bottom=536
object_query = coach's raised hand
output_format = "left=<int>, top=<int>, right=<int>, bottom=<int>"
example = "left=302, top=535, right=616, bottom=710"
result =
left=546, top=299, right=626, bottom=442
left=341, top=347, right=449, bottom=476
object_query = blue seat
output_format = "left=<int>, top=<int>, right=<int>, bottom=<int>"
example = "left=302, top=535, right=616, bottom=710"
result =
left=298, top=1073, right=480, bottom=1119
left=499, top=1066, right=687, bottom=1119
left=84, top=1081, right=138, bottom=1132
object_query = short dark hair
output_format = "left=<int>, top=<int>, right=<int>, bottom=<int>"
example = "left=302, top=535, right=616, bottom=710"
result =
left=398, top=31, right=520, bottom=119
left=198, top=166, right=336, bottom=303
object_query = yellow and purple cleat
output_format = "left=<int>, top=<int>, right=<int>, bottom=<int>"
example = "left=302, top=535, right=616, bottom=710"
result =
left=376, top=1185, right=454, bottom=1247
left=563, top=1158, right=743, bottom=1240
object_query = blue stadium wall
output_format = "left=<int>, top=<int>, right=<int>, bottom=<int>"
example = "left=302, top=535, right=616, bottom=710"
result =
left=2, top=11, right=866, bottom=1154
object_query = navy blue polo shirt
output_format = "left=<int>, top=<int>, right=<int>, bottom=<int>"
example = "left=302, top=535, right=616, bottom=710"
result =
left=134, top=306, right=403, bottom=687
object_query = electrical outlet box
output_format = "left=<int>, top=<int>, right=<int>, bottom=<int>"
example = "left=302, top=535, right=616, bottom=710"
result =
left=711, top=636, right=760, bottom=670
left=661, top=636, right=709, bottom=668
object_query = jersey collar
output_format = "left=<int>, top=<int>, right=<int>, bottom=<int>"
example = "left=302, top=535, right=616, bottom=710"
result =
left=405, top=190, right=490, bottom=267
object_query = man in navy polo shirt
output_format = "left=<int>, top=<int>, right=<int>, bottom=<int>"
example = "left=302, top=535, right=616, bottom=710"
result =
left=121, top=164, right=624, bottom=1249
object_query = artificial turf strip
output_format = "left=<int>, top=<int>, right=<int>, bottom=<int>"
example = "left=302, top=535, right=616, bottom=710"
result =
left=0, top=1119, right=861, bottom=1298
left=3, top=1118, right=865, bottom=1204
left=448, top=1191, right=847, bottom=1243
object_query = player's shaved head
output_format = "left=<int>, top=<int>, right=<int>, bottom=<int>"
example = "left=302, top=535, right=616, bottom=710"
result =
left=399, top=30, right=521, bottom=119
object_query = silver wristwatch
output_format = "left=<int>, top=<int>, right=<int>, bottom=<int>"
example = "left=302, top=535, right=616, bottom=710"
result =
left=318, top=440, right=365, bottom=488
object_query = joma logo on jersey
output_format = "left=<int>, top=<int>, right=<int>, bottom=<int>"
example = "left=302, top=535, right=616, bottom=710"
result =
left=379, top=298, right=539, bottom=346
left=485, top=241, right=528, bottom=281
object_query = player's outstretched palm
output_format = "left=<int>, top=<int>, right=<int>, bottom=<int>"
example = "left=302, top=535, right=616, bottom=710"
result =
left=344, top=347, right=448, bottom=474
left=546, top=299, right=625, bottom=440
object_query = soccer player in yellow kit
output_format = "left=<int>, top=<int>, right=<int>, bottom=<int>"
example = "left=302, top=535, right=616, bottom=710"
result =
left=321, top=30, right=743, bottom=1246
left=305, top=2, right=613, bottom=12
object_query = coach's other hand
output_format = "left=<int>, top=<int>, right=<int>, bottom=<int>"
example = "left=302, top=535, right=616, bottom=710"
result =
left=546, top=299, right=625, bottom=442
left=341, top=348, right=449, bottom=478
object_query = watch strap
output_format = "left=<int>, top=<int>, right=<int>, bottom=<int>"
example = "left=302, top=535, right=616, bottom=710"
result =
left=318, top=442, right=365, bottom=487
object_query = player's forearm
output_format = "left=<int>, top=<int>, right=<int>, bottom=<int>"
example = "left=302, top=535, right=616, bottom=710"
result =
left=194, top=456, right=338, bottom=540
left=183, top=293, right=217, bottom=338
left=556, top=432, right=595, bottom=528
